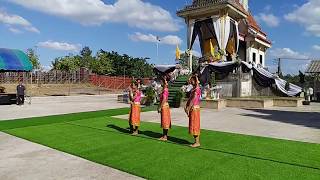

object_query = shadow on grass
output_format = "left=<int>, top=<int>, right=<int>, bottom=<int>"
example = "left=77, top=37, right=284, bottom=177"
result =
left=41, top=122, right=320, bottom=171
left=105, top=124, right=320, bottom=171
left=107, top=124, right=190, bottom=145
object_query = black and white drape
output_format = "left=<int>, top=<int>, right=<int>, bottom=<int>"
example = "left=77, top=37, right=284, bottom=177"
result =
left=199, top=61, right=302, bottom=97
left=188, top=16, right=239, bottom=55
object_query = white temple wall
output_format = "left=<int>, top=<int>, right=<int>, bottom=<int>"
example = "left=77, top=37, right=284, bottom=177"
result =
left=247, top=47, right=265, bottom=67
left=241, top=73, right=252, bottom=97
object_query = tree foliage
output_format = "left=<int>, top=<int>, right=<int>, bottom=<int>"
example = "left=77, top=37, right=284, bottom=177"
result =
left=179, top=53, right=200, bottom=72
left=51, top=55, right=79, bottom=72
left=51, top=47, right=154, bottom=78
left=282, top=73, right=314, bottom=88
left=26, top=48, right=41, bottom=70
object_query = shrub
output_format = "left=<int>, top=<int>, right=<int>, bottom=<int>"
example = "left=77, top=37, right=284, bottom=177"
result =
left=145, top=87, right=156, bottom=106
left=172, top=90, right=184, bottom=108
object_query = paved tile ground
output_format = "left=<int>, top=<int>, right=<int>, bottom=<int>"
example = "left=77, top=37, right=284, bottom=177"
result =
left=0, top=95, right=142, bottom=180
left=116, top=103, right=320, bottom=144
left=0, top=132, right=143, bottom=180
left=0, top=94, right=127, bottom=120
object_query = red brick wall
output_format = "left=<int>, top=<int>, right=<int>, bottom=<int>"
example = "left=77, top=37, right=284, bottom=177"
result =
left=90, top=75, right=151, bottom=90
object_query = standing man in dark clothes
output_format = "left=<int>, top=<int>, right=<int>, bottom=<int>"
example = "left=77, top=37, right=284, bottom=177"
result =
left=16, top=81, right=25, bottom=105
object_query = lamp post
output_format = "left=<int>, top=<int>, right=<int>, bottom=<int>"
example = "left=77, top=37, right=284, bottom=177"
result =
left=156, top=36, right=161, bottom=62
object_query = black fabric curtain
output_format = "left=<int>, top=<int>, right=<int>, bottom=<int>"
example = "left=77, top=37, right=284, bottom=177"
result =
left=241, top=63, right=251, bottom=73
left=198, top=63, right=238, bottom=85
left=208, top=63, right=237, bottom=74
left=252, top=68, right=275, bottom=87
left=190, top=22, right=200, bottom=50
left=227, top=21, right=238, bottom=54
left=190, top=18, right=218, bottom=53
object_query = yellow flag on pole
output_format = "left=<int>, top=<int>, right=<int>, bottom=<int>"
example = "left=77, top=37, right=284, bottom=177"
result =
left=210, top=39, right=215, bottom=57
left=175, top=44, right=181, bottom=60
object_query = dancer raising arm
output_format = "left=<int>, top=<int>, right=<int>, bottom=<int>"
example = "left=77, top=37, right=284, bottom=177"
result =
left=158, top=77, right=171, bottom=141
left=185, top=75, right=201, bottom=148
left=129, top=81, right=142, bottom=135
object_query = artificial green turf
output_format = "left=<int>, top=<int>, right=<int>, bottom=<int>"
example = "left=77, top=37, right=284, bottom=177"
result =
left=0, top=106, right=155, bottom=130
left=1, top=109, right=320, bottom=180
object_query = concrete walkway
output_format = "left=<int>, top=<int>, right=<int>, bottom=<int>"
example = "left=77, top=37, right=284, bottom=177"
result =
left=116, top=104, right=320, bottom=144
left=0, top=132, right=142, bottom=180
left=0, top=94, right=128, bottom=120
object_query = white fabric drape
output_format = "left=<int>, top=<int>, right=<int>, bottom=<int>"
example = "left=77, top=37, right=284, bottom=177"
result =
left=274, top=78, right=302, bottom=97
left=223, top=17, right=231, bottom=53
left=213, top=16, right=221, bottom=49
left=235, top=21, right=239, bottom=53
left=213, top=16, right=231, bottom=61
left=187, top=19, right=195, bottom=50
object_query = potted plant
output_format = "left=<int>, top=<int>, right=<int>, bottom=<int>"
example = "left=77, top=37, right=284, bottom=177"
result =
left=144, top=86, right=155, bottom=106
left=172, top=90, right=184, bottom=108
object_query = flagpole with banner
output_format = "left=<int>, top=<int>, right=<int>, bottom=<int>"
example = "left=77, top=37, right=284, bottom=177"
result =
left=176, top=44, right=181, bottom=62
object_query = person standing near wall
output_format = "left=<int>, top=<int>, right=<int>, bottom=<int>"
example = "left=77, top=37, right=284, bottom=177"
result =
left=16, top=81, right=25, bottom=105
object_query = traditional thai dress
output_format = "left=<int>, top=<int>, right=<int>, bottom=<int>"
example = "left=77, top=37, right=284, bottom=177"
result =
left=129, top=90, right=141, bottom=127
left=160, top=87, right=171, bottom=129
left=189, top=86, right=201, bottom=136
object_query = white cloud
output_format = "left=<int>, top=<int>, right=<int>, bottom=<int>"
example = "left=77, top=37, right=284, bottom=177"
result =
left=161, top=35, right=183, bottom=46
left=8, top=27, right=22, bottom=34
left=285, top=0, right=320, bottom=37
left=37, top=40, right=81, bottom=51
left=267, top=48, right=309, bottom=59
left=24, top=26, right=40, bottom=33
left=0, top=9, right=40, bottom=33
left=129, top=32, right=182, bottom=46
left=266, top=49, right=311, bottom=75
left=9, top=0, right=180, bottom=32
left=255, top=13, right=280, bottom=27
left=313, top=45, right=320, bottom=51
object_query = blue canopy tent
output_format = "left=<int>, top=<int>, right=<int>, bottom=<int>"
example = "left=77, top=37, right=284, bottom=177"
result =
left=0, top=48, right=33, bottom=105
left=0, top=48, right=33, bottom=72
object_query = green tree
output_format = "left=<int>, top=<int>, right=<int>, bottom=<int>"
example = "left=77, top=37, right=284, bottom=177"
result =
left=179, top=53, right=199, bottom=72
left=80, top=46, right=94, bottom=68
left=51, top=55, right=78, bottom=72
left=26, top=48, right=41, bottom=69
left=299, top=71, right=305, bottom=86
left=50, top=47, right=155, bottom=78
left=91, top=50, right=114, bottom=75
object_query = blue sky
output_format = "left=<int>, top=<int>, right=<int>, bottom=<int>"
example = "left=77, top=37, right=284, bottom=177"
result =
left=0, top=0, right=320, bottom=74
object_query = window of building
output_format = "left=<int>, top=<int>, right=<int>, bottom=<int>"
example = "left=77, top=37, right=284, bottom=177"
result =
left=252, top=52, right=256, bottom=63
left=260, top=54, right=263, bottom=64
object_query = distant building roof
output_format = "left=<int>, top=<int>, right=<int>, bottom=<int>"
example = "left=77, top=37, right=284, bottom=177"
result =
left=177, top=0, right=248, bottom=16
left=306, top=60, right=320, bottom=73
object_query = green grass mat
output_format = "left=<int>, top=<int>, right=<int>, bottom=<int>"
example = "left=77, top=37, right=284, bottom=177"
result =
left=1, top=108, right=320, bottom=179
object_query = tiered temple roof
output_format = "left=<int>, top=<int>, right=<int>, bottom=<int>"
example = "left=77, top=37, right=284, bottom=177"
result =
left=177, top=0, right=248, bottom=15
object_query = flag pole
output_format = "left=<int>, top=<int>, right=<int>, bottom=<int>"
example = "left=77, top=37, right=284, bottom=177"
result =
left=156, top=36, right=160, bottom=62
